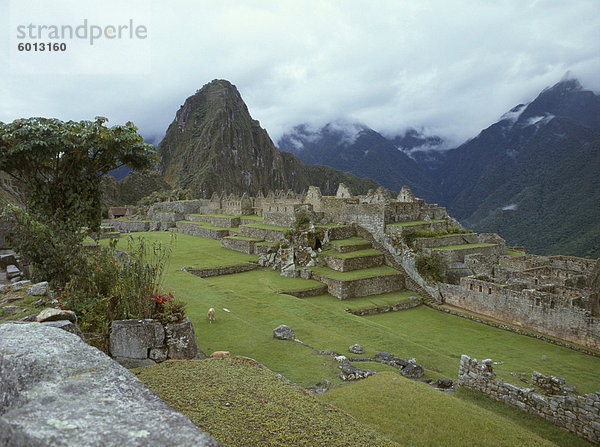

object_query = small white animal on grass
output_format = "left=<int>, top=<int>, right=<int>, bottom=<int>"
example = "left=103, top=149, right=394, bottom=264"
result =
left=211, top=351, right=230, bottom=359
left=208, top=307, right=215, bottom=323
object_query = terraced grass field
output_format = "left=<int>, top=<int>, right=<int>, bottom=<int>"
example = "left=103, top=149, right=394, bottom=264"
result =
left=110, top=232, right=598, bottom=446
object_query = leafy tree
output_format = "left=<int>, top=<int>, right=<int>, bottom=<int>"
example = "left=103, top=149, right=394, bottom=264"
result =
left=0, top=117, right=156, bottom=284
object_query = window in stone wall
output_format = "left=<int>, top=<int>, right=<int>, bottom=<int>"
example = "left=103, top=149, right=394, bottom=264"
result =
left=536, top=298, right=541, bottom=306
left=469, top=283, right=473, bottom=290
left=478, top=285, right=483, bottom=293
left=534, top=278, right=538, bottom=285
left=488, top=287, right=492, bottom=294
left=550, top=301, right=555, bottom=309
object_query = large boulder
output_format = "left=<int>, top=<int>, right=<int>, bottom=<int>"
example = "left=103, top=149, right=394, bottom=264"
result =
left=348, top=344, right=364, bottom=354
left=273, top=324, right=295, bottom=340
left=164, top=317, right=198, bottom=360
left=109, top=319, right=165, bottom=359
left=0, top=322, right=221, bottom=446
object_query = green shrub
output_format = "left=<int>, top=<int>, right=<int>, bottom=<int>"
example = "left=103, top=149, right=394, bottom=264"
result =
left=415, top=252, right=448, bottom=283
left=294, top=208, right=311, bottom=231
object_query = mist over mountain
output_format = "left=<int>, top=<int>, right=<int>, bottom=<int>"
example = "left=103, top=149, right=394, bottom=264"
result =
left=278, top=78, right=600, bottom=258
left=278, top=123, right=443, bottom=201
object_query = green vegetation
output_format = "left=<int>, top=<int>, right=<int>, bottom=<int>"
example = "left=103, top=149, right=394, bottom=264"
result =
left=241, top=214, right=263, bottom=221
left=106, top=233, right=599, bottom=446
left=506, top=249, right=526, bottom=257
left=320, top=372, right=585, bottom=447
left=183, top=221, right=238, bottom=232
left=135, top=358, right=398, bottom=447
left=0, top=117, right=154, bottom=286
left=188, top=213, right=239, bottom=218
left=415, top=252, right=448, bottom=282
left=224, top=235, right=263, bottom=242
left=310, top=265, right=400, bottom=281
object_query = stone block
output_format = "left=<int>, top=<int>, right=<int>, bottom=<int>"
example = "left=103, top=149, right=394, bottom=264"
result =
left=42, top=320, right=84, bottom=339
left=273, top=324, right=295, bottom=340
left=37, top=308, right=77, bottom=324
left=109, top=319, right=165, bottom=359
left=26, top=281, right=49, bottom=296
left=164, top=317, right=198, bottom=360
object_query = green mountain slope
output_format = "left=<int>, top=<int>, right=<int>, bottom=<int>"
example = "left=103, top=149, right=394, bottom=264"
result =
left=158, top=80, right=378, bottom=197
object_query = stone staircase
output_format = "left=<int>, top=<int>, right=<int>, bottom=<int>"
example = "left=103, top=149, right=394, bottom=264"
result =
left=310, top=234, right=406, bottom=300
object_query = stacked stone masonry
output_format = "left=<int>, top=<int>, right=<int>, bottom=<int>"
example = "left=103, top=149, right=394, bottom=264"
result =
left=457, top=355, right=600, bottom=444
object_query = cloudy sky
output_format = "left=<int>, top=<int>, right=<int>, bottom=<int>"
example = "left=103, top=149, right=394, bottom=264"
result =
left=1, top=0, right=599, bottom=146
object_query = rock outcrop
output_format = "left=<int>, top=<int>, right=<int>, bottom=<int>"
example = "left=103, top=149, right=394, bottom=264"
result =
left=0, top=322, right=221, bottom=447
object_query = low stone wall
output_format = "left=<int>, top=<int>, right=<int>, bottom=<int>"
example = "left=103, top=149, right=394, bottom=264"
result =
left=413, top=233, right=478, bottom=250
left=109, top=220, right=173, bottom=233
left=324, top=252, right=384, bottom=272
left=237, top=225, right=286, bottom=242
left=429, top=243, right=502, bottom=263
left=151, top=200, right=209, bottom=214
left=457, top=355, right=600, bottom=444
left=312, top=272, right=404, bottom=299
left=146, top=210, right=185, bottom=222
left=255, top=243, right=278, bottom=255
left=184, top=264, right=258, bottom=278
left=210, top=216, right=241, bottom=228
left=221, top=237, right=259, bottom=254
left=322, top=225, right=355, bottom=241
left=440, top=280, right=600, bottom=350
left=280, top=285, right=329, bottom=298
left=185, top=214, right=212, bottom=223
left=346, top=297, right=423, bottom=315
left=0, top=323, right=220, bottom=447
left=175, top=222, right=231, bottom=240
left=109, top=318, right=199, bottom=367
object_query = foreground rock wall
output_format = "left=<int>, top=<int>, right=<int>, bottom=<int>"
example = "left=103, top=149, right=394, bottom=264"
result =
left=457, top=355, right=600, bottom=443
left=0, top=323, right=220, bottom=447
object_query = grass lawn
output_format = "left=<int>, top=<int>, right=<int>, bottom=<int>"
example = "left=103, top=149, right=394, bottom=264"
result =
left=310, top=265, right=401, bottom=280
left=109, top=233, right=599, bottom=446
left=506, top=249, right=526, bottom=256
left=320, top=372, right=589, bottom=447
left=134, top=358, right=398, bottom=447
left=186, top=213, right=239, bottom=218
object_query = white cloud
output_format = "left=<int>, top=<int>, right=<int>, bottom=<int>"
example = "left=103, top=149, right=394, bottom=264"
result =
left=1, top=0, right=599, bottom=147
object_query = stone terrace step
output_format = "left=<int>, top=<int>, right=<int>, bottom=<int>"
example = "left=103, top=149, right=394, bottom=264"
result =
left=310, top=265, right=405, bottom=299
left=221, top=235, right=264, bottom=255
left=322, top=249, right=385, bottom=272
left=317, top=224, right=355, bottom=241
left=185, top=214, right=241, bottom=228
left=237, top=223, right=287, bottom=242
left=175, top=221, right=232, bottom=240
left=329, top=237, right=373, bottom=253
left=430, top=243, right=500, bottom=263
left=385, top=219, right=446, bottom=237
left=413, top=233, right=479, bottom=250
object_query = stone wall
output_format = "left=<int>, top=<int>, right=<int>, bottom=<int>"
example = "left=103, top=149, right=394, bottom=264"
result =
left=311, top=271, right=404, bottom=299
left=429, top=243, right=503, bottom=264
left=109, top=220, right=174, bottom=232
left=175, top=222, right=231, bottom=239
left=0, top=323, right=220, bottom=446
left=346, top=297, right=423, bottom=315
left=109, top=318, right=199, bottom=367
left=440, top=279, right=600, bottom=349
left=324, top=252, right=384, bottom=272
left=412, top=233, right=479, bottom=250
left=151, top=200, right=209, bottom=214
left=184, top=264, right=258, bottom=278
left=221, top=237, right=259, bottom=254
left=237, top=225, right=286, bottom=242
left=457, top=355, right=600, bottom=444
